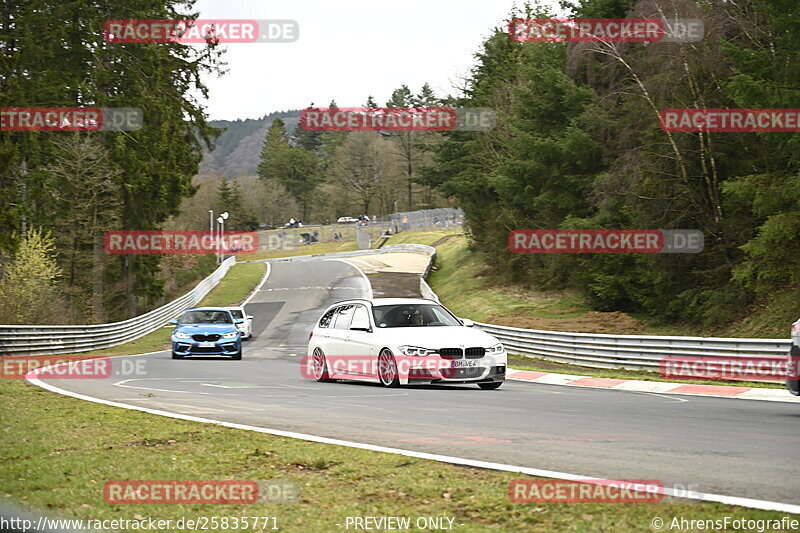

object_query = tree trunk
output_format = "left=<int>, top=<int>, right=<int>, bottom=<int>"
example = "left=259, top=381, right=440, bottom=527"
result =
left=92, top=235, right=104, bottom=322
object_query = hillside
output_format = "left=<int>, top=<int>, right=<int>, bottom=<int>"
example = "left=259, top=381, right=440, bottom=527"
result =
left=200, top=110, right=300, bottom=178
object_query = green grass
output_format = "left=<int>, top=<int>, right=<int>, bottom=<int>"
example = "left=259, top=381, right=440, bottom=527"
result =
left=197, top=261, right=266, bottom=307
left=386, top=231, right=591, bottom=322
left=1, top=379, right=794, bottom=532
left=380, top=229, right=460, bottom=247
left=239, top=240, right=358, bottom=261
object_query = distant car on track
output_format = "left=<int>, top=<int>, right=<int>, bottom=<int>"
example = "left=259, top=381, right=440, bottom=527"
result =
left=337, top=216, right=359, bottom=223
left=225, top=305, right=254, bottom=340
left=170, top=307, right=243, bottom=359
left=307, top=298, right=507, bottom=389
left=789, top=319, right=800, bottom=396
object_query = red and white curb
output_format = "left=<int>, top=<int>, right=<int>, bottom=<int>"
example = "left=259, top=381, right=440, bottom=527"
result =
left=507, top=369, right=800, bottom=403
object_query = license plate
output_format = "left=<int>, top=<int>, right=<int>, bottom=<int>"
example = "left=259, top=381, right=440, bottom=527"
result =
left=198, top=342, right=215, bottom=348
left=451, top=360, right=477, bottom=368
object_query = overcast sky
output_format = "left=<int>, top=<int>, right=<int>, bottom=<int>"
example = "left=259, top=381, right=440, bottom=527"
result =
left=192, top=0, right=562, bottom=121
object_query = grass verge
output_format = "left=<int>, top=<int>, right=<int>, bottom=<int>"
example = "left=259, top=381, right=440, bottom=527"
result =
left=239, top=240, right=358, bottom=261
left=197, top=261, right=266, bottom=307
left=386, top=231, right=594, bottom=323
left=1, top=379, right=794, bottom=532
left=384, top=231, right=787, bottom=389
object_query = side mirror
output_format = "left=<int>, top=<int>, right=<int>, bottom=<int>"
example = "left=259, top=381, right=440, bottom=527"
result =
left=461, top=319, right=474, bottom=328
left=247, top=315, right=254, bottom=320
left=169, top=318, right=179, bottom=326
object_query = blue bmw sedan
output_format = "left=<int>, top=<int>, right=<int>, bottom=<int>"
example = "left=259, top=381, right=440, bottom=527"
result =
left=170, top=307, right=243, bottom=360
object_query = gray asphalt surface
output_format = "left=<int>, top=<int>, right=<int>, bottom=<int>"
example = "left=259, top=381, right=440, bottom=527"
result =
left=41, top=258, right=800, bottom=506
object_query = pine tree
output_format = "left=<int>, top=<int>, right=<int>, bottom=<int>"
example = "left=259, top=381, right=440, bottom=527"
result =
left=258, top=119, right=321, bottom=219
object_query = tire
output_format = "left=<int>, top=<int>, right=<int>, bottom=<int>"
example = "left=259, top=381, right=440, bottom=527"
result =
left=312, top=348, right=333, bottom=382
left=478, top=382, right=503, bottom=390
left=231, top=349, right=242, bottom=360
left=378, top=349, right=400, bottom=388
left=171, top=351, right=183, bottom=359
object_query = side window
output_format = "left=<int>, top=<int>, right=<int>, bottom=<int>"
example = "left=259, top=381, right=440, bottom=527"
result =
left=351, top=305, right=370, bottom=330
left=319, top=307, right=338, bottom=328
left=332, top=305, right=355, bottom=329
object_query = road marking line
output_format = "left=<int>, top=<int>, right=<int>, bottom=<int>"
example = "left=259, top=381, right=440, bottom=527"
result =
left=25, top=355, right=800, bottom=515
left=327, top=259, right=374, bottom=299
left=241, top=262, right=271, bottom=305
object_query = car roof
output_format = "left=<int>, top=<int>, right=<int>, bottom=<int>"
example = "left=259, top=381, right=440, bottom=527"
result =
left=183, top=307, right=234, bottom=312
left=222, top=306, right=245, bottom=310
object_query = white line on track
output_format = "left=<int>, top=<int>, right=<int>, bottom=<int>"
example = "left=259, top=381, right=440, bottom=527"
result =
left=241, top=262, right=271, bottom=305
left=26, top=356, right=800, bottom=515
left=325, top=259, right=373, bottom=299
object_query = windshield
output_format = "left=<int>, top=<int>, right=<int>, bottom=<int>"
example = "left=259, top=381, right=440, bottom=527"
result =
left=372, top=304, right=461, bottom=328
left=180, top=310, right=233, bottom=324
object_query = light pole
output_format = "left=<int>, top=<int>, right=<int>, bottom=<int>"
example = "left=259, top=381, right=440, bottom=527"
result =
left=217, top=212, right=229, bottom=262
left=209, top=209, right=214, bottom=257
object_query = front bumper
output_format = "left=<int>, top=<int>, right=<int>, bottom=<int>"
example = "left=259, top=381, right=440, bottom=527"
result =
left=401, top=352, right=507, bottom=384
left=172, top=339, right=240, bottom=356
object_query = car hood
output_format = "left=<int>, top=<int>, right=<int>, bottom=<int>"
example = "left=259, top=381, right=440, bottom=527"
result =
left=175, top=324, right=238, bottom=334
left=372, top=326, right=499, bottom=349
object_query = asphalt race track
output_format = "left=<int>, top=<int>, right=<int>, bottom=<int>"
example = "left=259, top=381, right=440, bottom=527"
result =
left=35, top=258, right=800, bottom=507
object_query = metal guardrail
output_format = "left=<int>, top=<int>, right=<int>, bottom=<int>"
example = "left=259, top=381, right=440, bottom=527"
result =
left=473, top=321, right=792, bottom=375
left=251, top=243, right=438, bottom=263
left=0, top=257, right=236, bottom=356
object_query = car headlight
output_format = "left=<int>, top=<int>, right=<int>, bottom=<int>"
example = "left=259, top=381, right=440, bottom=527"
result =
left=222, top=331, right=239, bottom=339
left=174, top=332, right=191, bottom=339
left=399, top=345, right=437, bottom=356
left=486, top=343, right=504, bottom=354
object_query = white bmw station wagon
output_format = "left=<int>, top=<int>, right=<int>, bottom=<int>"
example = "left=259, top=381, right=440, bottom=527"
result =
left=306, top=298, right=507, bottom=389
